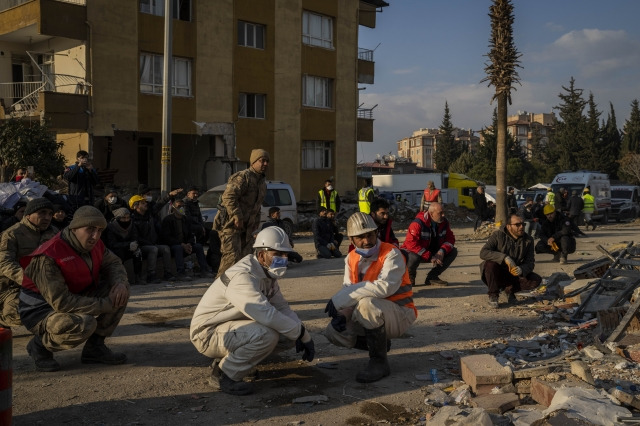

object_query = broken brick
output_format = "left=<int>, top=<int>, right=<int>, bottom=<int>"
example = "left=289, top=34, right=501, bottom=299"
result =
left=461, top=354, right=513, bottom=395
left=470, top=392, right=520, bottom=414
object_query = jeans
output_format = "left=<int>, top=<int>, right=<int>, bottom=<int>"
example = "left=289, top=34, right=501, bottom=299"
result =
left=169, top=243, right=210, bottom=274
left=140, top=244, right=172, bottom=277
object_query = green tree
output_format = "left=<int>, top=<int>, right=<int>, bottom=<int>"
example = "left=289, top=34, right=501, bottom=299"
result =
left=551, top=77, right=588, bottom=171
left=0, top=118, right=66, bottom=186
left=481, top=0, right=522, bottom=225
left=448, top=151, right=475, bottom=175
left=622, top=99, right=640, bottom=153
left=434, top=101, right=463, bottom=172
left=580, top=92, right=602, bottom=170
left=599, top=102, right=621, bottom=178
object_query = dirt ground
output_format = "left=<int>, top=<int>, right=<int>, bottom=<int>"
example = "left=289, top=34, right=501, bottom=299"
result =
left=9, top=220, right=640, bottom=425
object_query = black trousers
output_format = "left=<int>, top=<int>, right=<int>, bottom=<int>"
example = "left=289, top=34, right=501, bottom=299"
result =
left=481, top=261, right=542, bottom=297
left=535, top=236, right=576, bottom=256
left=404, top=247, right=458, bottom=283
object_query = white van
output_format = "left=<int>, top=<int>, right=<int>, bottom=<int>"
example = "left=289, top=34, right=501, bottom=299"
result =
left=610, top=185, right=640, bottom=222
left=199, top=180, right=298, bottom=231
left=550, top=171, right=611, bottom=223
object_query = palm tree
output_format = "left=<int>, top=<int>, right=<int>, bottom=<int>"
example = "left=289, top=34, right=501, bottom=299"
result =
left=481, top=0, right=521, bottom=226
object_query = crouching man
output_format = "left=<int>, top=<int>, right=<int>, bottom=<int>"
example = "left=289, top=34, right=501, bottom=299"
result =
left=480, top=213, right=542, bottom=308
left=19, top=206, right=130, bottom=372
left=324, top=212, right=417, bottom=383
left=190, top=227, right=315, bottom=396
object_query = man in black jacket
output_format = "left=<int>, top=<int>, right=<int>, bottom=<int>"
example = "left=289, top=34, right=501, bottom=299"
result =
left=183, top=186, right=207, bottom=244
left=102, top=208, right=143, bottom=284
left=130, top=196, right=175, bottom=283
left=63, top=150, right=100, bottom=211
left=535, top=205, right=577, bottom=264
left=480, top=213, right=542, bottom=308
left=160, top=199, right=213, bottom=281
left=472, top=186, right=488, bottom=232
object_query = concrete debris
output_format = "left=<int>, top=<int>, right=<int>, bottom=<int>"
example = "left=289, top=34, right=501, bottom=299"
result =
left=542, top=387, right=631, bottom=426
left=570, top=360, right=595, bottom=385
left=426, top=406, right=493, bottom=426
left=292, top=395, right=328, bottom=404
left=506, top=406, right=546, bottom=426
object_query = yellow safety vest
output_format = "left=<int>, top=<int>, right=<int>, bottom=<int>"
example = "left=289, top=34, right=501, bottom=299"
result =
left=582, top=194, right=595, bottom=213
left=358, top=187, right=374, bottom=214
left=546, top=192, right=555, bottom=207
left=319, top=190, right=338, bottom=211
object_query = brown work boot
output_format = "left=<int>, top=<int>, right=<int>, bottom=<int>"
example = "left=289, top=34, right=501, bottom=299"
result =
left=27, top=335, right=60, bottom=372
left=488, top=295, right=499, bottom=309
left=81, top=334, right=127, bottom=365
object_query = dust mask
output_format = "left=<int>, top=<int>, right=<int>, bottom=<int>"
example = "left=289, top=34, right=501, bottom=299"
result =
left=267, top=255, right=288, bottom=278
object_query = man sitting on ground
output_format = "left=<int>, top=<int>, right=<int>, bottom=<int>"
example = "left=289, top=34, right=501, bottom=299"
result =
left=480, top=213, right=542, bottom=308
left=535, top=204, right=577, bottom=264
left=400, top=202, right=457, bottom=286
left=313, top=208, right=342, bottom=259
left=19, top=205, right=129, bottom=372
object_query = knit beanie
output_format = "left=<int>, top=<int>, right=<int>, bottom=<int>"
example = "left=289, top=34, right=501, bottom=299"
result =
left=249, top=149, right=270, bottom=165
left=69, top=206, right=108, bottom=229
left=24, top=198, right=54, bottom=216
left=112, top=207, right=130, bottom=219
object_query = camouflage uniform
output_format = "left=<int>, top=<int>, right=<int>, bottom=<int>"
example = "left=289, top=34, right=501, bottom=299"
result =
left=213, top=168, right=266, bottom=277
left=0, top=217, right=57, bottom=328
left=19, top=227, right=129, bottom=352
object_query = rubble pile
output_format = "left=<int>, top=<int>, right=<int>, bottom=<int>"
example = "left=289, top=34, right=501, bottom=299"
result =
left=420, top=244, right=640, bottom=424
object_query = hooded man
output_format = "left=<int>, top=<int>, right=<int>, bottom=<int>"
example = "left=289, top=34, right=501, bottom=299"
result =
left=214, top=149, right=269, bottom=277
left=190, top=227, right=315, bottom=395
left=19, top=205, right=129, bottom=372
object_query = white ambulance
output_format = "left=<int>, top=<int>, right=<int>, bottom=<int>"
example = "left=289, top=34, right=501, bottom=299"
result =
left=550, top=171, right=611, bottom=223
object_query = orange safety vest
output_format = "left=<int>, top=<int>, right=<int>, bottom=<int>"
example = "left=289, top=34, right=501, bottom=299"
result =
left=423, top=188, right=441, bottom=203
left=347, top=242, right=417, bottom=316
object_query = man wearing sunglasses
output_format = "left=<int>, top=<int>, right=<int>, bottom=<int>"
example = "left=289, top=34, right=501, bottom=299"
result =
left=480, top=213, right=542, bottom=308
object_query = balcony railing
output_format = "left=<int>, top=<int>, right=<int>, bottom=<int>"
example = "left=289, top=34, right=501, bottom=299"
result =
left=0, top=74, right=91, bottom=116
left=358, top=48, right=374, bottom=62
left=358, top=107, right=376, bottom=120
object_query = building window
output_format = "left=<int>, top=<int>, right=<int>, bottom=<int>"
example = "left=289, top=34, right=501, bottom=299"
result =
left=140, top=53, right=192, bottom=97
left=239, top=93, right=266, bottom=119
left=518, top=126, right=528, bottom=136
left=238, top=21, right=265, bottom=49
left=140, top=0, right=191, bottom=21
left=302, top=11, right=333, bottom=49
left=302, top=141, right=332, bottom=169
left=302, top=75, right=332, bottom=108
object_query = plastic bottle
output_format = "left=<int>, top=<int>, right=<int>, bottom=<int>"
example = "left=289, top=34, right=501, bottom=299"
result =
left=430, top=368, right=439, bottom=383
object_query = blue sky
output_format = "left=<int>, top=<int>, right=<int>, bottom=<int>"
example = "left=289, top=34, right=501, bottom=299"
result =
left=357, top=0, right=640, bottom=162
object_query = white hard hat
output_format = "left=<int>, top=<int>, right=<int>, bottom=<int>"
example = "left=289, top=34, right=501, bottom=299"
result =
left=253, top=227, right=293, bottom=252
left=347, top=212, right=378, bottom=237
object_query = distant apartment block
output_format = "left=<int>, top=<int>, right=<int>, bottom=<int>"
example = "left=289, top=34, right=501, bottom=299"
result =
left=396, top=127, right=478, bottom=170
left=506, top=111, right=556, bottom=156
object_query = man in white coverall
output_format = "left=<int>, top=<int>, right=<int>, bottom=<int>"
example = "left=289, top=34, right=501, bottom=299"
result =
left=190, top=227, right=315, bottom=395
left=324, top=212, right=417, bottom=383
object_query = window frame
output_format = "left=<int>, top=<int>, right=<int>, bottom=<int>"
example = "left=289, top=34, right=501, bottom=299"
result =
left=238, top=93, right=266, bottom=119
left=302, top=10, right=334, bottom=49
left=140, top=0, right=191, bottom=21
left=238, top=21, right=265, bottom=49
left=302, top=140, right=332, bottom=170
left=302, top=75, right=333, bottom=109
left=140, top=52, right=192, bottom=97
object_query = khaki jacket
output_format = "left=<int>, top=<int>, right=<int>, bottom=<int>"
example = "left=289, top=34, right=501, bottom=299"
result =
left=0, top=217, right=57, bottom=292
left=213, top=168, right=266, bottom=234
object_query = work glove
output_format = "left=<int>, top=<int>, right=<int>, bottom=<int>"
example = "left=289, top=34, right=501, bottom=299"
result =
left=550, top=242, right=559, bottom=252
left=129, top=241, right=139, bottom=251
left=324, top=299, right=338, bottom=318
left=330, top=315, right=347, bottom=333
left=504, top=256, right=516, bottom=268
left=295, top=325, right=315, bottom=362
left=510, top=266, right=522, bottom=277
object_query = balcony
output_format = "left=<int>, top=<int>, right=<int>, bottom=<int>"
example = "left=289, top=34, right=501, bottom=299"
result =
left=0, top=74, right=90, bottom=130
left=358, top=48, right=375, bottom=84
left=0, top=0, right=87, bottom=41
left=358, top=0, right=389, bottom=28
left=357, top=107, right=376, bottom=142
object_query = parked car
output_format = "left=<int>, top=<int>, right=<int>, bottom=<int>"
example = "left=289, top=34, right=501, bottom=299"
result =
left=515, top=188, right=548, bottom=208
left=199, top=180, right=298, bottom=232
left=610, top=185, right=640, bottom=222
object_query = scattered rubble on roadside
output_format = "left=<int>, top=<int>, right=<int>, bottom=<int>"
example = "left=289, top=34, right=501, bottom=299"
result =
left=418, top=242, right=640, bottom=425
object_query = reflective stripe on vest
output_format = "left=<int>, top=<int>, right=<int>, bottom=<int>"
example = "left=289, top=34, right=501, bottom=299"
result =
left=347, top=242, right=417, bottom=316
left=358, top=187, right=374, bottom=214
left=319, top=190, right=337, bottom=211
left=582, top=194, right=595, bottom=213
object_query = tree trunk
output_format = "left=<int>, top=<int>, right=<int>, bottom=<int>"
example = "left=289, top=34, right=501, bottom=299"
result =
left=495, top=92, right=508, bottom=226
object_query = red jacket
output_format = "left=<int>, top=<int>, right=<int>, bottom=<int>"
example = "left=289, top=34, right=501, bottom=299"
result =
left=401, top=212, right=455, bottom=261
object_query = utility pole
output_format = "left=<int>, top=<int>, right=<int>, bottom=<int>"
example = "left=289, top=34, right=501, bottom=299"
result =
left=160, top=0, right=173, bottom=196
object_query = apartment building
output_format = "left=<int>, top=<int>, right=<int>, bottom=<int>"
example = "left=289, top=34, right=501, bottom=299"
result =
left=0, top=0, right=387, bottom=200
left=396, top=127, right=478, bottom=170
left=506, top=111, right=556, bottom=156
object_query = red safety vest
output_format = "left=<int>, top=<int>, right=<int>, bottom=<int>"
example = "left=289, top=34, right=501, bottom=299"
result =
left=423, top=188, right=441, bottom=203
left=347, top=242, right=417, bottom=316
left=21, top=233, right=104, bottom=294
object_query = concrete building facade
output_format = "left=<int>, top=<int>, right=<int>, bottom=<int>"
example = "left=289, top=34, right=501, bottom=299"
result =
left=0, top=0, right=387, bottom=201
left=506, top=111, right=556, bottom=156
left=396, top=127, right=478, bottom=170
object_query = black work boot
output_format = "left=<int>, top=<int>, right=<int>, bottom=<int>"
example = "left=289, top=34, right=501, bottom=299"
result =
left=27, top=335, right=60, bottom=372
left=354, top=335, right=391, bottom=352
left=81, top=334, right=127, bottom=365
left=356, top=325, right=391, bottom=383
left=209, top=371, right=253, bottom=395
